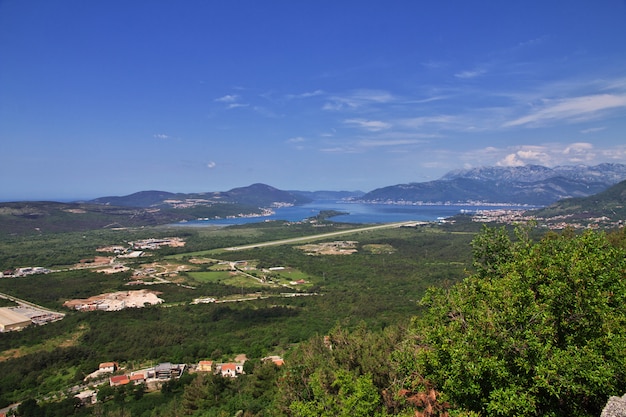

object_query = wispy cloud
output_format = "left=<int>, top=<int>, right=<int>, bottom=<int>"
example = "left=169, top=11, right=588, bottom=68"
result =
left=580, top=126, right=606, bottom=134
left=215, top=94, right=251, bottom=110
left=286, top=90, right=325, bottom=99
left=319, top=146, right=359, bottom=154
left=323, top=89, right=395, bottom=111
left=215, top=94, right=239, bottom=103
left=358, top=138, right=423, bottom=147
left=454, top=68, right=487, bottom=79
left=344, top=118, right=391, bottom=131
left=286, top=136, right=307, bottom=150
left=153, top=133, right=170, bottom=140
left=227, top=103, right=249, bottom=109
left=503, top=94, right=626, bottom=127
left=207, top=161, right=217, bottom=169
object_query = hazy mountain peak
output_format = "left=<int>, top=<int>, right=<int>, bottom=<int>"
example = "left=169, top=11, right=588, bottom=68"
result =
left=363, top=163, right=626, bottom=205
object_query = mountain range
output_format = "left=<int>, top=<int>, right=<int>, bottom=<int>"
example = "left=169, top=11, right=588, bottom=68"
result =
left=2, top=164, right=625, bottom=234
left=360, top=163, right=626, bottom=205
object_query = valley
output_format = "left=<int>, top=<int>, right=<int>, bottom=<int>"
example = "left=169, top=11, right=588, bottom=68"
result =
left=0, top=170, right=624, bottom=416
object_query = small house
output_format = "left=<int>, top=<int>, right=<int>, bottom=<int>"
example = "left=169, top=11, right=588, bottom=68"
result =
left=197, top=360, right=213, bottom=372
left=129, top=373, right=145, bottom=385
left=109, top=375, right=130, bottom=386
left=99, top=362, right=118, bottom=373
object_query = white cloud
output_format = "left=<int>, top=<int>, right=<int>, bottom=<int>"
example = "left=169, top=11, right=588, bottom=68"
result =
left=454, top=68, right=486, bottom=79
left=563, top=142, right=596, bottom=163
left=401, top=115, right=456, bottom=127
left=468, top=142, right=608, bottom=168
left=580, top=126, right=606, bottom=134
left=399, top=115, right=473, bottom=132
left=286, top=90, right=325, bottom=99
left=207, top=161, right=217, bottom=169
left=228, top=103, right=249, bottom=109
left=215, top=94, right=239, bottom=103
left=494, top=146, right=553, bottom=167
left=358, top=139, right=423, bottom=147
left=323, top=89, right=394, bottom=111
left=344, top=118, right=391, bottom=131
left=564, top=142, right=594, bottom=154
left=319, top=146, right=358, bottom=153
left=497, top=153, right=526, bottom=167
left=503, top=94, right=626, bottom=127
left=153, top=133, right=169, bottom=140
left=287, top=136, right=306, bottom=143
left=599, top=146, right=626, bottom=161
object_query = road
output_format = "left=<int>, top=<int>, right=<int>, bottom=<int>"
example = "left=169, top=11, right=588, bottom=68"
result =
left=0, top=292, right=66, bottom=317
left=223, top=221, right=421, bottom=251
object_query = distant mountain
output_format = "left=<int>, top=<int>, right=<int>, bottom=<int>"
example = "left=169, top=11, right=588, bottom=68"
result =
left=90, top=190, right=180, bottom=207
left=530, top=179, right=626, bottom=222
left=219, top=183, right=311, bottom=207
left=441, top=163, right=626, bottom=183
left=360, top=164, right=626, bottom=206
left=1, top=184, right=314, bottom=235
left=90, top=183, right=311, bottom=208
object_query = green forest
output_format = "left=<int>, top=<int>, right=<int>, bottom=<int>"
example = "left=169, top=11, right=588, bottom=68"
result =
left=1, top=219, right=625, bottom=416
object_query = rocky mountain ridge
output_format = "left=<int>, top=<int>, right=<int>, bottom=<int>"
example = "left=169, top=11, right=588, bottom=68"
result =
left=361, top=163, right=626, bottom=206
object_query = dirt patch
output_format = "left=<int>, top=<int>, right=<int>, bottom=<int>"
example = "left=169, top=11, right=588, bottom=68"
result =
left=189, top=258, right=215, bottom=264
left=296, top=241, right=358, bottom=255
left=63, top=290, right=164, bottom=311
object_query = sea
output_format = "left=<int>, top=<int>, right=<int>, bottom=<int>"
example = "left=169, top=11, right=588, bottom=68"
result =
left=174, top=200, right=532, bottom=227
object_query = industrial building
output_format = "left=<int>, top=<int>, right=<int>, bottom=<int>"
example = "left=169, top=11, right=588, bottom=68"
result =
left=0, top=307, right=32, bottom=332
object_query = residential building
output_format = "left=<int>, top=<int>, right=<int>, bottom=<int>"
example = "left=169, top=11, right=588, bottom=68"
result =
left=99, top=362, right=118, bottom=373
left=197, top=360, right=213, bottom=372
left=109, top=375, right=130, bottom=386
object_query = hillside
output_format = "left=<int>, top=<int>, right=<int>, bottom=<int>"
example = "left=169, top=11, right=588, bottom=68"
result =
left=90, top=183, right=311, bottom=208
left=360, top=163, right=626, bottom=205
left=0, top=184, right=312, bottom=235
left=530, top=179, right=626, bottom=221
left=0, top=201, right=207, bottom=235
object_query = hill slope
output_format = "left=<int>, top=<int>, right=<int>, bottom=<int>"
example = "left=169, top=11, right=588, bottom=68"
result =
left=0, top=184, right=313, bottom=235
left=90, top=183, right=311, bottom=208
left=530, top=179, right=626, bottom=221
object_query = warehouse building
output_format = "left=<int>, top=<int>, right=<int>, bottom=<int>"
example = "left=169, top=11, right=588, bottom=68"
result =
left=0, top=307, right=32, bottom=332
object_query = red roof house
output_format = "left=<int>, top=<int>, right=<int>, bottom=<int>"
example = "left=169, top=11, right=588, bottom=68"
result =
left=109, top=374, right=130, bottom=386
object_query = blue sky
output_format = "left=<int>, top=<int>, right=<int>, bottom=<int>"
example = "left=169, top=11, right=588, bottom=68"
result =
left=1, top=1, right=626, bottom=200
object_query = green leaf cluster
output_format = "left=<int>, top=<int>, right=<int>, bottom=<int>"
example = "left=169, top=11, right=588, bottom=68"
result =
left=402, top=226, right=626, bottom=416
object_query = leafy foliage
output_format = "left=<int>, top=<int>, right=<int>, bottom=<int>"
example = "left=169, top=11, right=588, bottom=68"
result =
left=400, top=226, right=626, bottom=416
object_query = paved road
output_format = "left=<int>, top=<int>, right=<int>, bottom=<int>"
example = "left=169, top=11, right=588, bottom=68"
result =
left=0, top=292, right=65, bottom=316
left=223, top=221, right=421, bottom=251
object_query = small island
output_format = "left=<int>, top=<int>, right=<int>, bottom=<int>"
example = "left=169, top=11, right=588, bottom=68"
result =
left=309, top=210, right=349, bottom=222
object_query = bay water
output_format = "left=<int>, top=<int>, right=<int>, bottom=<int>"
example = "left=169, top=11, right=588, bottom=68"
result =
left=176, top=200, right=530, bottom=226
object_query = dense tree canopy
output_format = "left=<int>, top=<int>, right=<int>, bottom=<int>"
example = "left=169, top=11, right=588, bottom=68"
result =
left=400, top=226, right=626, bottom=416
